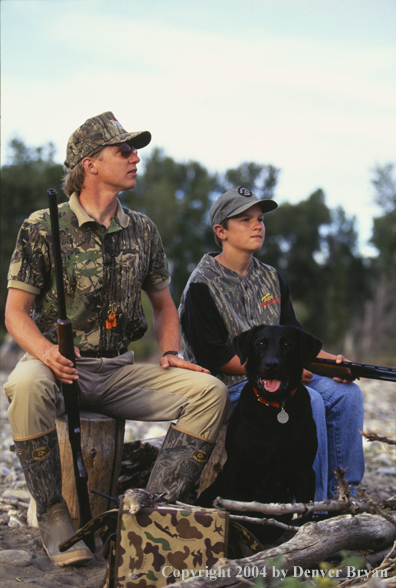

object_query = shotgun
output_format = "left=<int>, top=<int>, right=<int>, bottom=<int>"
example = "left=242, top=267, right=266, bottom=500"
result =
left=48, top=188, right=95, bottom=552
left=309, top=357, right=396, bottom=382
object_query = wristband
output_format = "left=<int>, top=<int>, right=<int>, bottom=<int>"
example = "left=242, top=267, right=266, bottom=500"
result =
left=162, top=350, right=184, bottom=359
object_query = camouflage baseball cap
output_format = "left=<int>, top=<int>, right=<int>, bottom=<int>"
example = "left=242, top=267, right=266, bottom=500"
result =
left=210, top=186, right=278, bottom=226
left=64, top=111, right=151, bottom=169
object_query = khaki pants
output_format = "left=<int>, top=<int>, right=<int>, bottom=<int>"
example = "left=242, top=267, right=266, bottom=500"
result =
left=4, top=351, right=231, bottom=442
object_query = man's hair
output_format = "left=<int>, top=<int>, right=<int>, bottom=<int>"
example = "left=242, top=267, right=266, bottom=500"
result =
left=214, top=218, right=229, bottom=249
left=62, top=145, right=106, bottom=197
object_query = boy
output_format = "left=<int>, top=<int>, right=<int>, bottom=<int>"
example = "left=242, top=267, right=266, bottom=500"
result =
left=179, top=186, right=365, bottom=499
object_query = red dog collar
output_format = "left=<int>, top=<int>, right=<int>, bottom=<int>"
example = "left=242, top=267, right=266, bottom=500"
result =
left=252, top=387, right=297, bottom=408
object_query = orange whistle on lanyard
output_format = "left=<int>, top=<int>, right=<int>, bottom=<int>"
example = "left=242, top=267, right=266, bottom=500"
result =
left=106, top=312, right=117, bottom=329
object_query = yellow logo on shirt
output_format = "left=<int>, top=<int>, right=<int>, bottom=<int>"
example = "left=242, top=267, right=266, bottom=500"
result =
left=261, top=293, right=280, bottom=307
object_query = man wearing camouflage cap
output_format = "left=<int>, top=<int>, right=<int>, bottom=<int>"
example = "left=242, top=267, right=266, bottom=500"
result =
left=4, top=112, right=231, bottom=567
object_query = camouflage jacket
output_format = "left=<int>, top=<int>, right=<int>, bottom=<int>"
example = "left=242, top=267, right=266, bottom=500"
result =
left=7, top=193, right=170, bottom=351
left=179, top=253, right=299, bottom=387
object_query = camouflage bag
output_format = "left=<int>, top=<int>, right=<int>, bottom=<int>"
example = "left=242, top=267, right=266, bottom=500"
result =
left=110, top=498, right=229, bottom=587
left=60, top=495, right=229, bottom=588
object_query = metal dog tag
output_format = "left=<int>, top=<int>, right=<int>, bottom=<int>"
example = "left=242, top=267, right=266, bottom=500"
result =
left=277, top=405, right=289, bottom=424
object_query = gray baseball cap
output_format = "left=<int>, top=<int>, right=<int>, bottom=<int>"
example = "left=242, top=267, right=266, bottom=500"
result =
left=64, top=111, right=151, bottom=170
left=210, top=186, right=278, bottom=226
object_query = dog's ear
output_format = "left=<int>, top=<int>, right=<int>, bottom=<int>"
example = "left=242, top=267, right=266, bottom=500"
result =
left=297, top=329, right=323, bottom=367
left=232, top=327, right=262, bottom=365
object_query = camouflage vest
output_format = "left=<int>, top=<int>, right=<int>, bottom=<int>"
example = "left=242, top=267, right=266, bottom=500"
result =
left=7, top=194, right=170, bottom=352
left=179, top=253, right=281, bottom=387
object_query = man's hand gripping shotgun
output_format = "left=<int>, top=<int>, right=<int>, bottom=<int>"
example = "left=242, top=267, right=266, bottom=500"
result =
left=48, top=189, right=95, bottom=553
left=309, top=357, right=396, bottom=382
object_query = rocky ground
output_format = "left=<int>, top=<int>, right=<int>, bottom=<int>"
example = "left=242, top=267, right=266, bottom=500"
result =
left=0, top=363, right=395, bottom=588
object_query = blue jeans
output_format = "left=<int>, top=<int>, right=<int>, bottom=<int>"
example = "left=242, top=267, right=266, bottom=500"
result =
left=308, top=374, right=365, bottom=497
left=228, top=374, right=365, bottom=500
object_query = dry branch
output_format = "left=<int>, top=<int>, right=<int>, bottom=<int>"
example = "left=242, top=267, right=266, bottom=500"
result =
left=357, top=488, right=396, bottom=528
left=229, top=513, right=296, bottom=532
left=361, top=430, right=396, bottom=445
left=213, top=495, right=395, bottom=517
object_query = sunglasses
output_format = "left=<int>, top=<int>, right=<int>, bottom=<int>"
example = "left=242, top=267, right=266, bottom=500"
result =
left=118, top=143, right=138, bottom=158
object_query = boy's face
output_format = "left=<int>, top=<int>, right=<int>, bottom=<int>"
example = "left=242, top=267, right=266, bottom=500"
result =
left=217, top=204, right=265, bottom=253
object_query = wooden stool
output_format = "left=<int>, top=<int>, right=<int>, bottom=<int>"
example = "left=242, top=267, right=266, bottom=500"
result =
left=28, top=412, right=125, bottom=530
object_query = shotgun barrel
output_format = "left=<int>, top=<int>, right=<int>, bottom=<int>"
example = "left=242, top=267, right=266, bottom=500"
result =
left=309, top=357, right=396, bottom=382
left=48, top=188, right=95, bottom=552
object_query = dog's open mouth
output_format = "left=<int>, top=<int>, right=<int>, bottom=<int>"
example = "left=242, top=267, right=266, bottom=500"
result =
left=256, top=376, right=290, bottom=400
left=262, top=379, right=281, bottom=393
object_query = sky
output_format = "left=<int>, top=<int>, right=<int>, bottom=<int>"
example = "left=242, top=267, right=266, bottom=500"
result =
left=1, top=0, right=395, bottom=255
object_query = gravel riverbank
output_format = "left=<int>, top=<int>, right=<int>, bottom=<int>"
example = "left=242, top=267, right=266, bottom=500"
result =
left=0, top=368, right=395, bottom=588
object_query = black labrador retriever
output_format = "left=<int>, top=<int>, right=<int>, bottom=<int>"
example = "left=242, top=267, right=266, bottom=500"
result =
left=198, top=324, right=322, bottom=542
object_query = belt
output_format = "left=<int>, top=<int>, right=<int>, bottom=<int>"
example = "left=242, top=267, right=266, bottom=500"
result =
left=79, top=347, right=129, bottom=359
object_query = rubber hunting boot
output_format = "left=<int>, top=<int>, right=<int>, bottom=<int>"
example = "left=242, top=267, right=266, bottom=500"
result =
left=13, top=428, right=93, bottom=567
left=145, top=424, right=214, bottom=503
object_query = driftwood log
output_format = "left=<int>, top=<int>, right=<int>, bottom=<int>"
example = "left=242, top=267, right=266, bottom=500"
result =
left=173, top=514, right=396, bottom=588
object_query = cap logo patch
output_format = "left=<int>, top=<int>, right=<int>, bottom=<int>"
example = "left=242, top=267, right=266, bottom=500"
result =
left=238, top=187, right=252, bottom=197
left=32, top=446, right=51, bottom=461
left=110, top=117, right=123, bottom=130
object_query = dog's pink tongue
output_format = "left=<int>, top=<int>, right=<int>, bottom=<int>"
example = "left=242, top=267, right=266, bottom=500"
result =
left=263, top=380, right=281, bottom=392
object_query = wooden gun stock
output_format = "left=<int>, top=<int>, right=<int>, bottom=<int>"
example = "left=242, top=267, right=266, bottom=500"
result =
left=48, top=189, right=95, bottom=552
left=309, top=357, right=396, bottom=383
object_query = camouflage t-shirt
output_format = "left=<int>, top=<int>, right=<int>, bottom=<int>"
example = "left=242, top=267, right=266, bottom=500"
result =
left=7, top=193, right=170, bottom=351
left=179, top=253, right=299, bottom=387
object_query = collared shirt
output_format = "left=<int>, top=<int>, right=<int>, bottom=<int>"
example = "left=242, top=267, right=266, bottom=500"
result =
left=7, top=192, right=170, bottom=351
left=179, top=253, right=300, bottom=387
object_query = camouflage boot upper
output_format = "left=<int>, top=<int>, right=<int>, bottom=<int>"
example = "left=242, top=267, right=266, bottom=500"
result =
left=146, top=424, right=214, bottom=504
left=14, top=428, right=63, bottom=516
left=13, top=428, right=93, bottom=567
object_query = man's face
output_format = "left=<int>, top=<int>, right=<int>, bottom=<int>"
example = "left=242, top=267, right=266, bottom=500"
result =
left=91, top=143, right=141, bottom=192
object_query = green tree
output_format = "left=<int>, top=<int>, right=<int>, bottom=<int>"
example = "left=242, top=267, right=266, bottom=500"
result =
left=222, top=161, right=280, bottom=199
left=120, top=148, right=218, bottom=304
left=1, top=139, right=378, bottom=357
left=258, top=190, right=331, bottom=338
left=254, top=190, right=368, bottom=348
left=355, top=164, right=396, bottom=362
left=0, top=139, right=65, bottom=336
left=370, top=163, right=396, bottom=273
left=323, top=207, right=368, bottom=347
